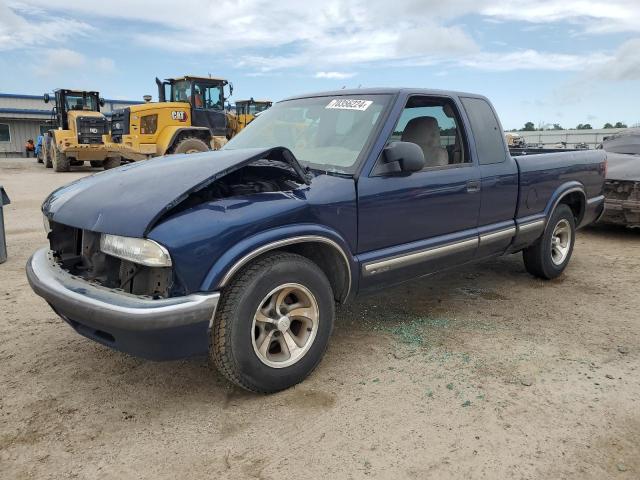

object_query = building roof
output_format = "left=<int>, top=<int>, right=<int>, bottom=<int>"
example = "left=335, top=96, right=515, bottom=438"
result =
left=0, top=92, right=138, bottom=104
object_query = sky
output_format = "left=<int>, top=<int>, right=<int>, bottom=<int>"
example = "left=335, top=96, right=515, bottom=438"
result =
left=0, top=0, right=639, bottom=130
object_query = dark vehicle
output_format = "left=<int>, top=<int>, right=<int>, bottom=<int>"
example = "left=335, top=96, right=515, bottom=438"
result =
left=27, top=89, right=607, bottom=393
left=599, top=132, right=640, bottom=227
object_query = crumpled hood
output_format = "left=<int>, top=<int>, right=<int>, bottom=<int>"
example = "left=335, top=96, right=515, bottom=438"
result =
left=43, top=147, right=303, bottom=237
left=606, top=152, right=640, bottom=182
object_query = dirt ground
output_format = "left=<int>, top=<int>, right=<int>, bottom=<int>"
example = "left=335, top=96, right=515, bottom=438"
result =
left=0, top=157, right=638, bottom=480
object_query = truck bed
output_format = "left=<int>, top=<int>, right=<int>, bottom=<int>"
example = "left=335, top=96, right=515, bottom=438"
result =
left=513, top=150, right=607, bottom=223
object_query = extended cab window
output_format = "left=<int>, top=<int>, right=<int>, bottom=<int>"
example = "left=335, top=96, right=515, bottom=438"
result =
left=460, top=97, right=507, bottom=165
left=385, top=96, right=469, bottom=171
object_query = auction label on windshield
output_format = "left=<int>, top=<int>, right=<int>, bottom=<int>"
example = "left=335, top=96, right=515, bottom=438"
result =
left=325, top=99, right=373, bottom=111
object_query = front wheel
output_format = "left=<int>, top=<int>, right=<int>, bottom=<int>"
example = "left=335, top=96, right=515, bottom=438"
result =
left=52, top=146, right=70, bottom=172
left=523, top=204, right=576, bottom=279
left=102, top=157, right=121, bottom=170
left=211, top=252, right=335, bottom=393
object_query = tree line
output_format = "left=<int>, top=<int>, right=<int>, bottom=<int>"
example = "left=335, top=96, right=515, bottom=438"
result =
left=510, top=121, right=629, bottom=132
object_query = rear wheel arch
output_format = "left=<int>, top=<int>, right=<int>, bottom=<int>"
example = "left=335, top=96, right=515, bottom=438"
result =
left=548, top=186, right=586, bottom=227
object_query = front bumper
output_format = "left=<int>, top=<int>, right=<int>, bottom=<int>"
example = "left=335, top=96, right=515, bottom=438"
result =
left=26, top=248, right=220, bottom=360
left=600, top=198, right=640, bottom=227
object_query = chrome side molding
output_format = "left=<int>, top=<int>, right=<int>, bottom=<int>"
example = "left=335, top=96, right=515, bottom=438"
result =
left=479, top=227, right=516, bottom=246
left=363, top=237, right=479, bottom=276
left=518, top=219, right=545, bottom=234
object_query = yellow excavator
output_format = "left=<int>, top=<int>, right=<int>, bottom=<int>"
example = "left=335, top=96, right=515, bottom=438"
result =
left=235, top=98, right=273, bottom=131
left=107, top=75, right=237, bottom=161
left=42, top=89, right=121, bottom=172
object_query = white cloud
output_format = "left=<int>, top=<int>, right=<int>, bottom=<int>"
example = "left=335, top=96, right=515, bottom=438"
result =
left=589, top=38, right=640, bottom=80
left=315, top=71, right=356, bottom=79
left=457, top=49, right=610, bottom=72
left=32, top=48, right=116, bottom=77
left=95, top=57, right=116, bottom=73
left=480, top=0, right=640, bottom=34
left=0, top=1, right=92, bottom=51
left=3, top=0, right=639, bottom=77
left=33, top=48, right=85, bottom=76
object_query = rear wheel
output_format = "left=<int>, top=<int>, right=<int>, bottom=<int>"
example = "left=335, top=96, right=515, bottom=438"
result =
left=211, top=252, right=335, bottom=393
left=52, top=145, right=70, bottom=172
left=171, top=137, right=209, bottom=155
left=102, top=157, right=121, bottom=170
left=523, top=204, right=576, bottom=279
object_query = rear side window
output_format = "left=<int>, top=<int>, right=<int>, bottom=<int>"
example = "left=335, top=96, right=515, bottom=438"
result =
left=460, top=97, right=507, bottom=165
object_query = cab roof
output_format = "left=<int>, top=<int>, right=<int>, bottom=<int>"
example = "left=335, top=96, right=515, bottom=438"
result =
left=54, top=88, right=100, bottom=96
left=168, top=75, right=228, bottom=84
left=235, top=99, right=272, bottom=104
left=280, top=87, right=484, bottom=102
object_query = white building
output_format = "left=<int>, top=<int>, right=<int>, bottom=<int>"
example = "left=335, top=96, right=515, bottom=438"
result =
left=514, top=128, right=639, bottom=149
left=0, top=92, right=139, bottom=157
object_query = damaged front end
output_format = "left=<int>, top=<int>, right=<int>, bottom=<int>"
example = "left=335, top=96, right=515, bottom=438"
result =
left=600, top=148, right=640, bottom=228
left=46, top=221, right=174, bottom=298
left=41, top=147, right=311, bottom=298
left=601, top=180, right=640, bottom=228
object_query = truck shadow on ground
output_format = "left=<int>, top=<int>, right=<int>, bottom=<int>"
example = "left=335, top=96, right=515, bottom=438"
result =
left=40, top=253, right=531, bottom=408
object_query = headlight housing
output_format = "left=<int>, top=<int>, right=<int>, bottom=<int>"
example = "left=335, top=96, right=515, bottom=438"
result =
left=100, top=234, right=172, bottom=267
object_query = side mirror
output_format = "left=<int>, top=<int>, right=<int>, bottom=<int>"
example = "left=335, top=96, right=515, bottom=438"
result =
left=43, top=93, right=50, bottom=103
left=99, top=98, right=105, bottom=107
left=229, top=82, right=234, bottom=97
left=383, top=141, right=425, bottom=172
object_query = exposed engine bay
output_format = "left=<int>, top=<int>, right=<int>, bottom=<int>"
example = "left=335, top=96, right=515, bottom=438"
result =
left=167, top=159, right=307, bottom=214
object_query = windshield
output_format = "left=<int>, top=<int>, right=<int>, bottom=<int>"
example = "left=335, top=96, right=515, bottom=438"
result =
left=253, top=102, right=271, bottom=114
left=223, top=95, right=391, bottom=173
left=64, top=93, right=98, bottom=111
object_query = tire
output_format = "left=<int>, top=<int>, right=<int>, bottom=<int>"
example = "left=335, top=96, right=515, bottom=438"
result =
left=44, top=143, right=53, bottom=168
left=52, top=145, right=70, bottom=172
left=102, top=157, right=121, bottom=170
left=523, top=204, right=576, bottom=279
left=171, top=137, right=209, bottom=155
left=90, top=160, right=102, bottom=168
left=211, top=252, right=335, bottom=393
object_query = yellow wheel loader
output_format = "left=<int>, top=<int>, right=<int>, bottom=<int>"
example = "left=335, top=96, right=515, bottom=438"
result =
left=42, top=89, right=121, bottom=172
left=235, top=98, right=273, bottom=131
left=107, top=75, right=238, bottom=161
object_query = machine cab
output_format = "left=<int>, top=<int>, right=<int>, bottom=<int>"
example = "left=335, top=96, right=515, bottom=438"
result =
left=156, top=75, right=232, bottom=137
left=44, top=89, right=104, bottom=130
left=235, top=98, right=272, bottom=130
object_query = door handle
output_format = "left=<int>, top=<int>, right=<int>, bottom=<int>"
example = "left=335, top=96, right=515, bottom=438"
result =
left=466, top=181, right=481, bottom=193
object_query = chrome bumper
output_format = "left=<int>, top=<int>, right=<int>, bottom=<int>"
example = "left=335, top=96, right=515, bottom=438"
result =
left=26, top=248, right=220, bottom=359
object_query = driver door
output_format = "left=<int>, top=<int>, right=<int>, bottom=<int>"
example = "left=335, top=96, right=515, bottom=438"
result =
left=357, top=95, right=481, bottom=290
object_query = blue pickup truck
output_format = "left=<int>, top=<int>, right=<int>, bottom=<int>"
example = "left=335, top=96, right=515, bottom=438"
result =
left=27, top=88, right=607, bottom=393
